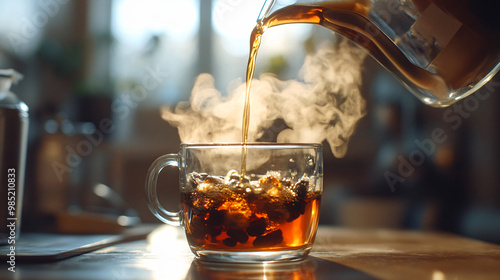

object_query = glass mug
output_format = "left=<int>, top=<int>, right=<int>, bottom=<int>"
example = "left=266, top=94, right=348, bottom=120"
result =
left=146, top=143, right=323, bottom=262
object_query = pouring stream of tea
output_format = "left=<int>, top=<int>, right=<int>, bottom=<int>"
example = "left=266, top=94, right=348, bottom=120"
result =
left=240, top=22, right=264, bottom=176
left=241, top=0, right=500, bottom=174
left=241, top=2, right=380, bottom=175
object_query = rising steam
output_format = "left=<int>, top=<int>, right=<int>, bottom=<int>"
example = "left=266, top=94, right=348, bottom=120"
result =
left=161, top=40, right=367, bottom=158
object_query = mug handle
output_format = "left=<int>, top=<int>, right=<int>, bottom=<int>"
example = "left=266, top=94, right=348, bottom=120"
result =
left=145, top=154, right=182, bottom=226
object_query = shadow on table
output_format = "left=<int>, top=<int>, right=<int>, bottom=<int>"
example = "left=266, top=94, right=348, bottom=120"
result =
left=185, top=256, right=377, bottom=280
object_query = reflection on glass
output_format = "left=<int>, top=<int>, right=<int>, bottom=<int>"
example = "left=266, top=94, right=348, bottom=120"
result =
left=186, top=258, right=317, bottom=280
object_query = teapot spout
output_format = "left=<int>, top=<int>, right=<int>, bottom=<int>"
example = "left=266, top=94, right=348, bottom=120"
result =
left=257, top=0, right=274, bottom=22
left=254, top=0, right=500, bottom=107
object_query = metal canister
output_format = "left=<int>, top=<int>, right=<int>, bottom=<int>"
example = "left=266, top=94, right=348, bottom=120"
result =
left=0, top=69, right=28, bottom=245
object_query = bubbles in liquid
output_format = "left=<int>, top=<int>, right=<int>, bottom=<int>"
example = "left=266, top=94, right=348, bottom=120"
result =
left=182, top=171, right=321, bottom=250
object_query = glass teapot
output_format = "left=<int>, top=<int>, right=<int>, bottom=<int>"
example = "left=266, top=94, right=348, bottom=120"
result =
left=256, top=0, right=500, bottom=107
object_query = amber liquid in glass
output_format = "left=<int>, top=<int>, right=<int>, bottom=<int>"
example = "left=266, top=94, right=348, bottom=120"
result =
left=181, top=173, right=321, bottom=251
left=243, top=0, right=500, bottom=111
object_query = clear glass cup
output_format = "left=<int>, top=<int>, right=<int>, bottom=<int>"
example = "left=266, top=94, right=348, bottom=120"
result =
left=146, top=143, right=323, bottom=263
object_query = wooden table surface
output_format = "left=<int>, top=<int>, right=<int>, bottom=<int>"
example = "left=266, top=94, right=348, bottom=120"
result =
left=1, top=225, right=500, bottom=280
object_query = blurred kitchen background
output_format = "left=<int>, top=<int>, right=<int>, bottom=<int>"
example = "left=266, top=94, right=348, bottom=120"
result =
left=1, top=0, right=499, bottom=243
